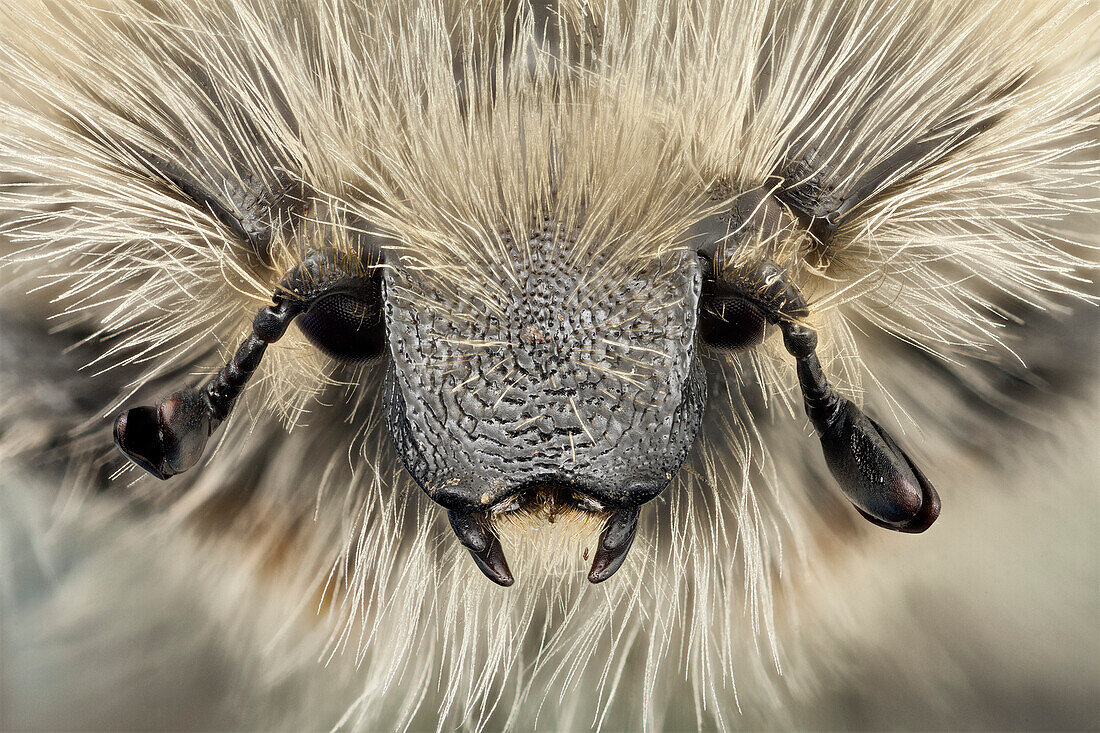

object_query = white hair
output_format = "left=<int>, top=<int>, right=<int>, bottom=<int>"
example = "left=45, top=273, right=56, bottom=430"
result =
left=1, top=1, right=1097, bottom=730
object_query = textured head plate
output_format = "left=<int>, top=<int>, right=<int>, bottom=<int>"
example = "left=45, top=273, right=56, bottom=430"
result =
left=383, top=218, right=706, bottom=513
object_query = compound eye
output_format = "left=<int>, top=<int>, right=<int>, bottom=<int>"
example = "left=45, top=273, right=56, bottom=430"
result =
left=698, top=293, right=767, bottom=351
left=296, top=274, right=386, bottom=361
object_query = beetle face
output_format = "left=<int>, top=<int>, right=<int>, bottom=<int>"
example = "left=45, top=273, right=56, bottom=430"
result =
left=109, top=194, right=943, bottom=585
left=382, top=219, right=706, bottom=528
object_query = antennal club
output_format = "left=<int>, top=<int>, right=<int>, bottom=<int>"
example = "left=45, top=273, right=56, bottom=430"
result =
left=729, top=261, right=940, bottom=533
left=113, top=297, right=304, bottom=479
left=114, top=248, right=379, bottom=479
left=780, top=320, right=940, bottom=532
